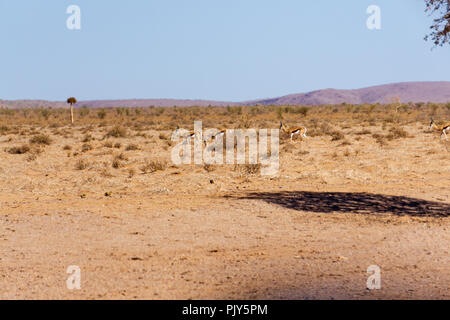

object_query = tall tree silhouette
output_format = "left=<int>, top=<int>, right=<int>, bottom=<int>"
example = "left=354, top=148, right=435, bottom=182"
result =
left=425, top=0, right=450, bottom=46
left=67, top=97, right=77, bottom=124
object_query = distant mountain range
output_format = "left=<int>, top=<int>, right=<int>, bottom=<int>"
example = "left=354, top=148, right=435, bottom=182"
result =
left=245, top=82, right=450, bottom=106
left=1, top=82, right=450, bottom=109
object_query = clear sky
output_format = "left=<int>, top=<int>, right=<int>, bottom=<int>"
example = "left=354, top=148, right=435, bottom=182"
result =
left=1, top=0, right=449, bottom=101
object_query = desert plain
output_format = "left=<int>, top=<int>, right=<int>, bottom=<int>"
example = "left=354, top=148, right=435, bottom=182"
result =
left=0, top=103, right=449, bottom=299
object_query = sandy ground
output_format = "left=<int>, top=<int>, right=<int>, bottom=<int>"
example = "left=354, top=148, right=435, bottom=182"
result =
left=0, top=122, right=449, bottom=299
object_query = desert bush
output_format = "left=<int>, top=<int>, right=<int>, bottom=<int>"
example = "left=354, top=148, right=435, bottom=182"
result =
left=114, top=152, right=128, bottom=161
left=30, top=134, right=52, bottom=145
left=111, top=159, right=122, bottom=169
left=159, top=133, right=169, bottom=140
left=26, top=154, right=37, bottom=162
left=372, top=133, right=387, bottom=146
left=75, top=159, right=89, bottom=170
left=82, top=134, right=93, bottom=142
left=235, top=163, right=261, bottom=175
left=125, top=143, right=140, bottom=151
left=330, top=130, right=345, bottom=141
left=81, top=143, right=93, bottom=152
left=343, top=149, right=351, bottom=157
left=104, top=141, right=113, bottom=148
left=355, top=129, right=371, bottom=135
left=338, top=139, right=352, bottom=146
left=140, top=159, right=167, bottom=173
left=293, top=106, right=310, bottom=116
left=106, top=126, right=127, bottom=138
left=8, top=144, right=30, bottom=154
left=128, top=168, right=136, bottom=178
left=0, top=125, right=9, bottom=135
left=79, top=106, right=90, bottom=117
left=203, top=164, right=216, bottom=172
left=40, top=109, right=51, bottom=120
left=387, top=127, right=409, bottom=140
left=97, top=109, right=107, bottom=119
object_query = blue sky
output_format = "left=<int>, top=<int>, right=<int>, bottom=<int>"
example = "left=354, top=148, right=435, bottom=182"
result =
left=1, top=0, right=449, bottom=101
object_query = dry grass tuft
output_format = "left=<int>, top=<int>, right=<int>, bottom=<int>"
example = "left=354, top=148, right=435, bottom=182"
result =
left=30, top=134, right=52, bottom=145
left=75, top=159, right=89, bottom=170
left=140, top=159, right=168, bottom=173
left=203, top=164, right=216, bottom=172
left=330, top=130, right=345, bottom=141
left=106, top=126, right=127, bottom=138
left=125, top=143, right=140, bottom=151
left=235, top=163, right=261, bottom=175
left=81, top=143, right=93, bottom=153
left=7, top=144, right=30, bottom=154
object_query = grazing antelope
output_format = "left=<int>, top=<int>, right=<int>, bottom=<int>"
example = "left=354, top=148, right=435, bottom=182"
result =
left=429, top=118, right=450, bottom=140
left=280, top=122, right=307, bottom=142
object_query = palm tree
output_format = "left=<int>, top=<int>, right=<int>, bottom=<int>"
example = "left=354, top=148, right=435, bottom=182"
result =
left=67, top=97, right=77, bottom=124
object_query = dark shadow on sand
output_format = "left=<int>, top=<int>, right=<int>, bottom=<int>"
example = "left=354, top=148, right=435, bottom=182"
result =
left=227, top=191, right=449, bottom=218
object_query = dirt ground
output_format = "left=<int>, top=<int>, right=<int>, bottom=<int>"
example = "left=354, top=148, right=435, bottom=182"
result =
left=0, top=117, right=449, bottom=299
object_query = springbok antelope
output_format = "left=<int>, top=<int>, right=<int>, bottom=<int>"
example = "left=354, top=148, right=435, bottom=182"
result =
left=203, top=129, right=226, bottom=146
left=280, top=122, right=308, bottom=142
left=429, top=118, right=450, bottom=140
left=174, top=129, right=200, bottom=144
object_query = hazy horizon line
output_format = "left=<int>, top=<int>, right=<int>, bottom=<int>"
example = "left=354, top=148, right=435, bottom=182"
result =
left=3, top=80, right=450, bottom=103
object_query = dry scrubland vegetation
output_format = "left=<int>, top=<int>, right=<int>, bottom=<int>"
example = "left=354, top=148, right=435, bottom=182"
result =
left=1, top=102, right=449, bottom=178
left=0, top=102, right=449, bottom=299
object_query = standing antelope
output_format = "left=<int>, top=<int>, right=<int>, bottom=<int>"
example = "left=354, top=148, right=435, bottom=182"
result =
left=429, top=118, right=450, bottom=140
left=174, top=129, right=200, bottom=144
left=280, top=122, right=308, bottom=142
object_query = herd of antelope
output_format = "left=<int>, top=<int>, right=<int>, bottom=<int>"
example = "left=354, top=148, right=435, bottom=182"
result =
left=180, top=119, right=450, bottom=144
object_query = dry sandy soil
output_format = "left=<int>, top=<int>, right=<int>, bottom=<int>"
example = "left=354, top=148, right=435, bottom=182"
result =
left=0, top=119, right=449, bottom=300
